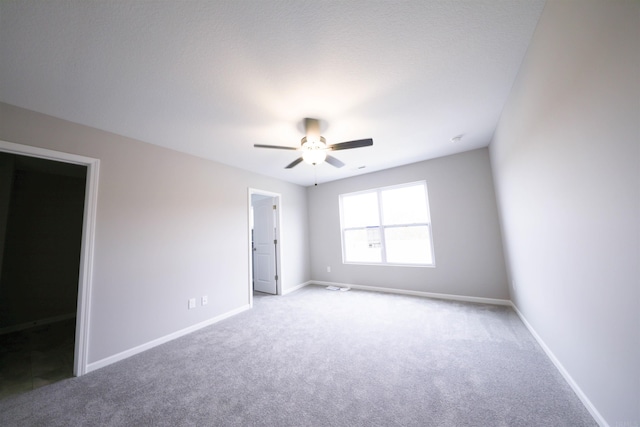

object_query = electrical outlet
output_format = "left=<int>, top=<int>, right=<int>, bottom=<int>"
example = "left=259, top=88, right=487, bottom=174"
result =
left=202, top=295, right=208, bottom=306
left=327, top=266, right=331, bottom=273
left=188, top=298, right=196, bottom=309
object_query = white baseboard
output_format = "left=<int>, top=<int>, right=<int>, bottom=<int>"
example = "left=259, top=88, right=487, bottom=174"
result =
left=310, top=280, right=512, bottom=306
left=510, top=303, right=608, bottom=427
left=86, top=304, right=251, bottom=373
left=0, top=312, right=76, bottom=335
left=282, top=280, right=312, bottom=295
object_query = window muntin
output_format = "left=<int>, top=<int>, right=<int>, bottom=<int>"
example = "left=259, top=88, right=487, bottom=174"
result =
left=339, top=181, right=435, bottom=266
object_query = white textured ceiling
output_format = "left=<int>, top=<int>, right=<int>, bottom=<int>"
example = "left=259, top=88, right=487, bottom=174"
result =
left=0, top=0, right=545, bottom=186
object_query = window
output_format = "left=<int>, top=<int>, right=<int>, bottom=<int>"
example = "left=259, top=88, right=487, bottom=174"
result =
left=339, top=181, right=435, bottom=266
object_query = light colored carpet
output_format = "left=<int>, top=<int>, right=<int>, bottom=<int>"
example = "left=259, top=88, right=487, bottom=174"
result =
left=0, top=285, right=596, bottom=426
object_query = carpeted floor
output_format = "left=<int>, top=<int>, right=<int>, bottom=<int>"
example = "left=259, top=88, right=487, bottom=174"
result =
left=0, top=285, right=596, bottom=426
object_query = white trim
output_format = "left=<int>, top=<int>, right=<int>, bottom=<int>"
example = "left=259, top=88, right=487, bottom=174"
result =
left=510, top=303, right=609, bottom=427
left=0, top=140, right=97, bottom=165
left=0, top=313, right=76, bottom=335
left=86, top=304, right=251, bottom=373
left=310, top=280, right=512, bottom=306
left=75, top=156, right=99, bottom=376
left=282, top=281, right=312, bottom=295
left=0, top=140, right=99, bottom=377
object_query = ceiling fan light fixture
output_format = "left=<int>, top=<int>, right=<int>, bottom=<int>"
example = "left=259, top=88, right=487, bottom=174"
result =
left=302, top=149, right=327, bottom=165
left=301, top=136, right=328, bottom=165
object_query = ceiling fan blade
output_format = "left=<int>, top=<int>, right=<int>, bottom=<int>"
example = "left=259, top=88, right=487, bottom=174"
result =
left=254, top=144, right=299, bottom=150
left=325, top=155, right=345, bottom=168
left=328, top=138, right=373, bottom=151
left=285, top=157, right=304, bottom=169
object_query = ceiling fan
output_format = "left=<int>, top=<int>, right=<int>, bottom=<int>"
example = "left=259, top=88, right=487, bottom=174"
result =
left=254, top=118, right=373, bottom=169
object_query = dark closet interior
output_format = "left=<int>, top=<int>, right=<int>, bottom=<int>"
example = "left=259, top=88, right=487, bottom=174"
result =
left=0, top=152, right=86, bottom=398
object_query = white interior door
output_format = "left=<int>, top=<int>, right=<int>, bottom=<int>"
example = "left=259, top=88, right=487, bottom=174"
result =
left=253, top=197, right=277, bottom=294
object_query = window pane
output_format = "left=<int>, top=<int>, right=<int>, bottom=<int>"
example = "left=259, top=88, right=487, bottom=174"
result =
left=343, top=228, right=382, bottom=263
left=384, top=225, right=433, bottom=264
left=342, top=192, right=379, bottom=228
left=381, top=184, right=428, bottom=225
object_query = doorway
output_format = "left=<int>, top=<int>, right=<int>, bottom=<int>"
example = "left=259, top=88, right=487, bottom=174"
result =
left=0, top=140, right=99, bottom=379
left=248, top=189, right=281, bottom=305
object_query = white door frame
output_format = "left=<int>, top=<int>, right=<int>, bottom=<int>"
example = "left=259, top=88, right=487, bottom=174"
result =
left=252, top=197, right=277, bottom=295
left=0, top=140, right=99, bottom=376
left=247, top=188, right=282, bottom=307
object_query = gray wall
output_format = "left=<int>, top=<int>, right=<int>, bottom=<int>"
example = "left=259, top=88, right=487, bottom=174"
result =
left=490, top=1, right=639, bottom=425
left=308, top=148, right=509, bottom=300
left=0, top=102, right=311, bottom=364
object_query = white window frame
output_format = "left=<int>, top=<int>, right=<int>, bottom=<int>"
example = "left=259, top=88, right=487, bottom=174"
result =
left=339, top=180, right=436, bottom=267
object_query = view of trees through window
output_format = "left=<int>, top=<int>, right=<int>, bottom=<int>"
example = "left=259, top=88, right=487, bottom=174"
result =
left=339, top=181, right=434, bottom=266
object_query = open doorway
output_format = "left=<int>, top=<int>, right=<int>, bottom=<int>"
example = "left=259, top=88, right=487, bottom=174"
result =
left=0, top=140, right=99, bottom=388
left=248, top=189, right=282, bottom=306
left=0, top=152, right=85, bottom=397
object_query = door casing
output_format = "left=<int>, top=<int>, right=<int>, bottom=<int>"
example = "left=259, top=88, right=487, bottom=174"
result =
left=0, top=140, right=99, bottom=376
left=252, top=196, right=277, bottom=295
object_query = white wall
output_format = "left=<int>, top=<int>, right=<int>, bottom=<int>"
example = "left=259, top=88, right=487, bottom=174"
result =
left=308, top=148, right=509, bottom=300
left=0, top=102, right=311, bottom=364
left=490, top=1, right=640, bottom=425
